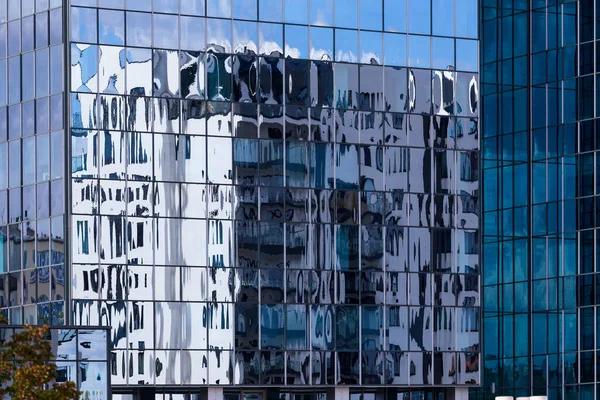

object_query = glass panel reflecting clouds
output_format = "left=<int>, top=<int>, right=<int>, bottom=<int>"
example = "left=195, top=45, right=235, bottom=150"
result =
left=62, top=0, right=479, bottom=392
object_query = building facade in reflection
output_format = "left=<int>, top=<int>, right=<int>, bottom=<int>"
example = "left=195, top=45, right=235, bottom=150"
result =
left=1, top=0, right=478, bottom=399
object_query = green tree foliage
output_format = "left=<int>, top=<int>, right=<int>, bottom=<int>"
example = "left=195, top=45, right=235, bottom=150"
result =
left=0, top=316, right=81, bottom=400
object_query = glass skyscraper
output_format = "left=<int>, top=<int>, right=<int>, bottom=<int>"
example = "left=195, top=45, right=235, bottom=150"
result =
left=479, top=0, right=591, bottom=399
left=0, top=0, right=479, bottom=399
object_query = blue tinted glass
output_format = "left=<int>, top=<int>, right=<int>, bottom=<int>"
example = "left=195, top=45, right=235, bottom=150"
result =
left=284, top=0, right=307, bottom=24
left=71, top=0, right=95, bottom=5
left=0, top=60, right=4, bottom=106
left=259, top=0, right=283, bottom=22
left=513, top=12, right=527, bottom=57
left=22, top=0, right=34, bottom=15
left=36, top=47, right=49, bottom=98
left=181, top=0, right=205, bottom=15
left=36, top=133, right=49, bottom=181
left=261, top=304, right=284, bottom=348
left=8, top=104, right=20, bottom=140
left=311, top=0, right=333, bottom=26
left=233, top=0, right=256, bottom=19
left=563, top=4, right=576, bottom=46
left=482, top=19, right=496, bottom=64
left=0, top=108, right=5, bottom=141
left=71, top=7, right=97, bottom=43
left=309, top=26, right=333, bottom=61
left=432, top=37, right=454, bottom=70
left=233, top=20, right=257, bottom=53
left=99, top=10, right=124, bottom=45
left=384, top=33, right=406, bottom=66
left=408, top=35, right=430, bottom=68
left=36, top=0, right=49, bottom=11
left=385, top=0, right=407, bottom=32
left=336, top=305, right=359, bottom=350
left=285, top=25, right=308, bottom=59
left=127, top=0, right=152, bottom=11
left=36, top=97, right=48, bottom=133
left=258, top=22, right=281, bottom=55
left=126, top=12, right=152, bottom=47
left=207, top=0, right=231, bottom=17
left=22, top=52, right=35, bottom=101
left=7, top=0, right=18, bottom=20
left=335, top=29, right=358, bottom=63
left=50, top=179, right=63, bottom=215
left=22, top=16, right=34, bottom=52
left=408, top=0, right=431, bottom=35
left=36, top=11, right=49, bottom=48
left=154, top=0, right=179, bottom=13
left=49, top=9, right=62, bottom=45
left=208, top=18, right=232, bottom=52
left=49, top=94, right=62, bottom=131
left=22, top=101, right=34, bottom=137
left=360, top=0, right=382, bottom=31
left=50, top=130, right=63, bottom=179
left=8, top=56, right=20, bottom=104
left=22, top=136, right=35, bottom=185
left=456, top=39, right=478, bottom=72
left=98, top=0, right=125, bottom=8
left=336, top=0, right=358, bottom=29
left=180, top=16, right=205, bottom=51
left=456, top=0, right=477, bottom=38
left=8, top=139, right=20, bottom=187
left=0, top=24, right=6, bottom=58
left=515, top=314, right=529, bottom=356
left=432, top=0, right=454, bottom=36
left=0, top=143, right=5, bottom=190
left=532, top=11, right=545, bottom=53
left=8, top=19, right=20, bottom=56
left=286, top=305, right=307, bottom=348
left=360, top=31, right=382, bottom=64
left=153, top=14, right=178, bottom=49
left=49, top=45, right=62, bottom=94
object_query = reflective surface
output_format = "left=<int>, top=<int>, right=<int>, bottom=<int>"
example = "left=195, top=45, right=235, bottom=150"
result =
left=479, top=0, right=583, bottom=399
left=65, top=0, right=479, bottom=390
left=0, top=0, right=65, bottom=325
left=0, top=325, right=110, bottom=399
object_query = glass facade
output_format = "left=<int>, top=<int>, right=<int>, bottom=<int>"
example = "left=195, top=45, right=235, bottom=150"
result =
left=5, top=0, right=479, bottom=398
left=52, top=326, right=111, bottom=398
left=0, top=324, right=111, bottom=398
left=0, top=0, right=66, bottom=325
left=479, top=0, right=586, bottom=399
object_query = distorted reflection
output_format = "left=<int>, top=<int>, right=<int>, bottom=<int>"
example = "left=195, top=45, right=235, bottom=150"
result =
left=67, top=2, right=479, bottom=388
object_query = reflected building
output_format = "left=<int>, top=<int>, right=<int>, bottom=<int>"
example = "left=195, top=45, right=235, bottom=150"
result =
left=0, top=0, right=478, bottom=399
left=0, top=325, right=111, bottom=398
